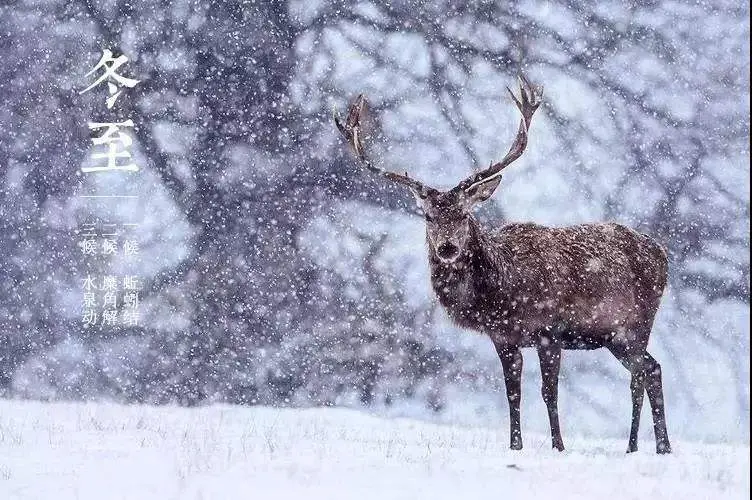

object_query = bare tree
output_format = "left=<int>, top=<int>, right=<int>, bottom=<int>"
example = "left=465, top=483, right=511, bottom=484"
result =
left=0, top=1, right=747, bottom=441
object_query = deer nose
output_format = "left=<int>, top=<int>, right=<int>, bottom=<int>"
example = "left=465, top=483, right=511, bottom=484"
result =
left=437, top=242, right=459, bottom=259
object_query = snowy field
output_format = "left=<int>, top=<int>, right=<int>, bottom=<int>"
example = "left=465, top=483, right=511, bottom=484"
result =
left=0, top=400, right=747, bottom=500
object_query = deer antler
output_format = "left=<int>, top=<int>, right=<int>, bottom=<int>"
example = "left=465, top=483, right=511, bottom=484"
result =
left=335, top=94, right=430, bottom=196
left=453, top=75, right=543, bottom=194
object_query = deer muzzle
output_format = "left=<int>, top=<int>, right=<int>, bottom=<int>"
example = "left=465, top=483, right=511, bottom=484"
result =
left=436, top=241, right=460, bottom=261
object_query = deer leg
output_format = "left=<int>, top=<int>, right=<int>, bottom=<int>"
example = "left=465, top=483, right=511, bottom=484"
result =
left=644, top=352, right=671, bottom=454
left=538, top=344, right=564, bottom=451
left=496, top=344, right=523, bottom=450
left=606, top=343, right=645, bottom=453
left=627, top=368, right=646, bottom=453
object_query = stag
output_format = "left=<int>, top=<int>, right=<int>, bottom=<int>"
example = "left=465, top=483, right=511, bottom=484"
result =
left=334, top=76, right=671, bottom=454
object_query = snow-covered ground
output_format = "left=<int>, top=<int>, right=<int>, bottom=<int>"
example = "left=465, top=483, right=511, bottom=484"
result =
left=0, top=400, right=747, bottom=499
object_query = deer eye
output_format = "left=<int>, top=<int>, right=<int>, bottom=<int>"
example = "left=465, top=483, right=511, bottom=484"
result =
left=424, top=214, right=434, bottom=223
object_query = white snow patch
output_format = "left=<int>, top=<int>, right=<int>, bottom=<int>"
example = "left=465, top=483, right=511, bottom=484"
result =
left=0, top=400, right=747, bottom=500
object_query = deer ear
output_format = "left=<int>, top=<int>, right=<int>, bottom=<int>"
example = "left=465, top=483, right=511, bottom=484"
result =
left=462, top=175, right=502, bottom=206
left=409, top=185, right=429, bottom=209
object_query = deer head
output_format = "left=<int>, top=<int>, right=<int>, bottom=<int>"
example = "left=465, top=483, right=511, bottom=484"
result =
left=335, top=75, right=543, bottom=263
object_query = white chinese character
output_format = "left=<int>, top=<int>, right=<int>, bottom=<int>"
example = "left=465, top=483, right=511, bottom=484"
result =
left=83, top=309, right=97, bottom=326
left=102, top=309, right=119, bottom=326
left=83, top=292, right=97, bottom=309
left=123, top=291, right=139, bottom=309
left=80, top=49, right=140, bottom=109
left=123, top=275, right=140, bottom=290
left=122, top=308, right=140, bottom=326
left=102, top=239, right=117, bottom=255
left=82, top=120, right=139, bottom=173
left=103, top=291, right=117, bottom=308
left=101, top=275, right=118, bottom=291
left=80, top=222, right=97, bottom=237
left=82, top=239, right=98, bottom=255
left=123, top=240, right=140, bottom=256
left=82, top=275, right=97, bottom=291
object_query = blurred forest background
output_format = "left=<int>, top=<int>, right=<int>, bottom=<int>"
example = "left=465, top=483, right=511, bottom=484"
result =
left=0, top=0, right=748, bottom=443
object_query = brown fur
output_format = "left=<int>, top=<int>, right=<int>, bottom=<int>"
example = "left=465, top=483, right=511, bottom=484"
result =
left=430, top=220, right=667, bottom=348
left=335, top=77, right=671, bottom=454
left=423, top=202, right=671, bottom=454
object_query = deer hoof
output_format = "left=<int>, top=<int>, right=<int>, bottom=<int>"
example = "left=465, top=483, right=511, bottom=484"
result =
left=656, top=442, right=672, bottom=454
